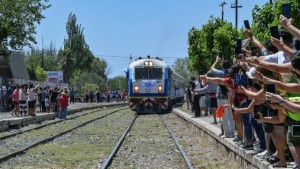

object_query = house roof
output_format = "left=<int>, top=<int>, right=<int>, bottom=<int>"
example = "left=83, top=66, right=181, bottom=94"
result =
left=0, top=53, right=30, bottom=80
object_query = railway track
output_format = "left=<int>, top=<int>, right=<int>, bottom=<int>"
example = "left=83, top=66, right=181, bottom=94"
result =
left=101, top=114, right=193, bottom=169
left=0, top=106, right=126, bottom=163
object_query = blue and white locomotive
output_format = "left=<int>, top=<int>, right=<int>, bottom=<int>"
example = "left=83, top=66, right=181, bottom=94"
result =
left=126, top=56, right=184, bottom=114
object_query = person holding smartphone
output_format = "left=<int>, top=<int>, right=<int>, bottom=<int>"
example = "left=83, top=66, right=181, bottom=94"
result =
left=232, top=79, right=266, bottom=154
left=258, top=92, right=300, bottom=168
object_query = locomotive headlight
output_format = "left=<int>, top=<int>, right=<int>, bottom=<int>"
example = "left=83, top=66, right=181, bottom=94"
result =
left=134, top=86, right=139, bottom=93
left=144, top=61, right=154, bottom=66
left=158, top=86, right=163, bottom=93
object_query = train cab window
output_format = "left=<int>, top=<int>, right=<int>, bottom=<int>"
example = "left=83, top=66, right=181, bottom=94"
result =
left=135, top=67, right=162, bottom=79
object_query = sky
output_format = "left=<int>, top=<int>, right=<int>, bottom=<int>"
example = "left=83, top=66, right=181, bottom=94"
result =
left=31, top=0, right=267, bottom=78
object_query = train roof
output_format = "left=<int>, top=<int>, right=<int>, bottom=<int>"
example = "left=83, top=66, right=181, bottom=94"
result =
left=129, top=56, right=169, bottom=68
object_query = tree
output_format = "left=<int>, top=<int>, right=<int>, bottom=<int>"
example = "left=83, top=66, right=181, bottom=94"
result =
left=106, top=76, right=127, bottom=91
left=0, top=0, right=50, bottom=56
left=188, top=17, right=237, bottom=74
left=171, top=57, right=197, bottom=83
left=35, top=65, right=47, bottom=81
left=251, top=0, right=300, bottom=42
left=61, top=13, right=94, bottom=82
left=24, top=44, right=59, bottom=80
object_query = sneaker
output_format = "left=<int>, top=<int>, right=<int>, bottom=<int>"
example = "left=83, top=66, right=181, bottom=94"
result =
left=257, top=150, right=267, bottom=157
left=10, top=112, right=15, bottom=117
left=236, top=140, right=244, bottom=146
left=243, top=144, right=254, bottom=150
left=233, top=137, right=241, bottom=142
left=253, top=149, right=265, bottom=154
left=262, top=152, right=272, bottom=160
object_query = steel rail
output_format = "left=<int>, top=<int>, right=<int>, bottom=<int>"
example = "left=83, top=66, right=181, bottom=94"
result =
left=100, top=115, right=138, bottom=169
left=162, top=116, right=194, bottom=169
left=0, top=105, right=123, bottom=140
left=0, top=108, right=125, bottom=163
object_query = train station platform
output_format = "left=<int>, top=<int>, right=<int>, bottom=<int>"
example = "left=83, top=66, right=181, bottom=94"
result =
left=173, top=106, right=294, bottom=169
left=0, top=102, right=124, bottom=132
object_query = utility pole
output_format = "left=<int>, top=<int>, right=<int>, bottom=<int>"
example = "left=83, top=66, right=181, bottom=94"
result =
left=269, top=0, right=273, bottom=4
left=231, top=0, right=242, bottom=29
left=219, top=1, right=227, bottom=21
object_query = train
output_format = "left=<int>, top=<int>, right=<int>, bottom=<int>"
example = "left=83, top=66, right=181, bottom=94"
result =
left=126, top=56, right=185, bottom=114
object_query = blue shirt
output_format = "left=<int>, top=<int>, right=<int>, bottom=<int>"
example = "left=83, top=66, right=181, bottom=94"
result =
left=212, top=68, right=228, bottom=99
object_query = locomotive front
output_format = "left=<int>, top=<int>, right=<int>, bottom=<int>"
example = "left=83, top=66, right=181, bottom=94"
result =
left=128, top=57, right=169, bottom=114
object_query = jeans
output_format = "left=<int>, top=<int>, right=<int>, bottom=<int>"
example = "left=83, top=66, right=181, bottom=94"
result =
left=206, top=94, right=211, bottom=115
left=250, top=115, right=266, bottom=149
left=59, top=107, right=68, bottom=119
left=241, top=100, right=253, bottom=144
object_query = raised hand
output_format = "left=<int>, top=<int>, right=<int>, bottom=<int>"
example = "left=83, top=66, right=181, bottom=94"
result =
left=279, top=15, right=292, bottom=28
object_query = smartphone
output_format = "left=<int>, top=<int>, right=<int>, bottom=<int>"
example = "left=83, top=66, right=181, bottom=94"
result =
left=251, top=46, right=259, bottom=56
left=236, top=39, right=242, bottom=47
left=253, top=105, right=260, bottom=120
left=244, top=20, right=250, bottom=29
left=267, top=84, right=276, bottom=94
left=292, top=125, right=300, bottom=137
left=282, top=3, right=291, bottom=19
left=235, top=47, right=242, bottom=59
left=270, top=26, right=280, bottom=39
left=218, top=52, right=223, bottom=59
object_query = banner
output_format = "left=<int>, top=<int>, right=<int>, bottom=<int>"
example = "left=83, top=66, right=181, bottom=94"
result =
left=47, top=71, right=63, bottom=83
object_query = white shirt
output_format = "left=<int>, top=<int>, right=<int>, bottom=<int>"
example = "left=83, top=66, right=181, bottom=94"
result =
left=264, top=51, right=290, bottom=64
left=27, top=88, right=36, bottom=101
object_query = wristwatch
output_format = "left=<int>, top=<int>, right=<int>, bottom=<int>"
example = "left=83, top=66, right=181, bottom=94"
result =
left=278, top=99, right=285, bottom=105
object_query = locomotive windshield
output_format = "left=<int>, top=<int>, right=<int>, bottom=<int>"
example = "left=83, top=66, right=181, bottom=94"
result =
left=135, top=67, right=162, bottom=79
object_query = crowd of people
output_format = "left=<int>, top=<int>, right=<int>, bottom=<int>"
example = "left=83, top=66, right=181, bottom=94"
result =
left=83, top=89, right=127, bottom=103
left=186, top=14, right=300, bottom=169
left=7, top=82, right=71, bottom=120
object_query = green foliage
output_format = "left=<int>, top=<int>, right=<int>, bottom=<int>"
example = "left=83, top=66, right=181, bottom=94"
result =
left=82, top=83, right=98, bottom=93
left=70, top=71, right=104, bottom=96
left=171, top=57, right=197, bottom=83
left=252, top=0, right=300, bottom=43
left=0, top=0, right=50, bottom=56
left=106, top=76, right=127, bottom=91
left=24, top=45, right=59, bottom=80
left=188, top=16, right=237, bottom=74
left=60, top=13, right=108, bottom=83
left=35, top=66, right=47, bottom=81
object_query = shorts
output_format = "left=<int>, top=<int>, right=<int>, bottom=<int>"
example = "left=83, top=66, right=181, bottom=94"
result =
left=200, top=96, right=206, bottom=107
left=262, top=123, right=273, bottom=133
left=28, top=100, right=36, bottom=109
left=210, top=98, right=218, bottom=108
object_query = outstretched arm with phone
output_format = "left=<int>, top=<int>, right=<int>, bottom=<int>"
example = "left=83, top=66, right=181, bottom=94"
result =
left=244, top=29, right=265, bottom=54
left=280, top=15, right=300, bottom=40
left=270, top=37, right=297, bottom=57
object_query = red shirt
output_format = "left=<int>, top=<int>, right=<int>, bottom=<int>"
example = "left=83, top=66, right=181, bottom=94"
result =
left=223, top=77, right=247, bottom=102
left=60, top=95, right=68, bottom=107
